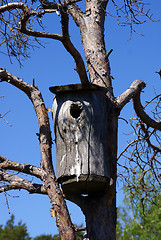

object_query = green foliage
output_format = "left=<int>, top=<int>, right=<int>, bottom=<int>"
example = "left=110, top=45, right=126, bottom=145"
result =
left=34, top=234, right=54, bottom=240
left=0, top=215, right=84, bottom=240
left=117, top=172, right=161, bottom=240
left=34, top=225, right=84, bottom=240
left=0, top=214, right=31, bottom=240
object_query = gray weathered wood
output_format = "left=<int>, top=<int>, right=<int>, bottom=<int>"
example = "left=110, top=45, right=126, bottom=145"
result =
left=51, top=84, right=110, bottom=194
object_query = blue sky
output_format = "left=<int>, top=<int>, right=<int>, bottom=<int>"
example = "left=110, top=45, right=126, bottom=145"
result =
left=0, top=0, right=161, bottom=238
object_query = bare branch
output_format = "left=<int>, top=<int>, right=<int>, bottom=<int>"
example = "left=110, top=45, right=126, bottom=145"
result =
left=117, top=138, right=144, bottom=161
left=0, top=2, right=28, bottom=13
left=0, top=170, right=47, bottom=194
left=3, top=191, right=11, bottom=214
left=0, top=155, right=45, bottom=179
left=60, top=9, right=89, bottom=86
left=0, top=1, right=63, bottom=64
left=111, top=0, right=157, bottom=37
left=0, top=2, right=59, bottom=13
left=19, top=28, right=63, bottom=41
left=117, top=92, right=161, bottom=200
left=116, top=80, right=146, bottom=110
left=133, top=92, right=161, bottom=131
left=39, top=0, right=60, bottom=10
left=0, top=2, right=89, bottom=85
left=139, top=123, right=161, bottom=152
left=0, top=68, right=75, bottom=240
left=0, top=110, right=12, bottom=126
left=0, top=67, right=53, bottom=173
left=19, top=7, right=63, bottom=41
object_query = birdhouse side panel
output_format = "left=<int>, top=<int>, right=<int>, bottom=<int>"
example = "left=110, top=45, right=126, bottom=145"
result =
left=87, top=93, right=110, bottom=178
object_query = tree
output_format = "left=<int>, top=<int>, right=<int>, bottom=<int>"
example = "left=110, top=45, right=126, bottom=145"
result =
left=0, top=215, right=83, bottom=240
left=0, top=214, right=31, bottom=240
left=34, top=231, right=83, bottom=240
left=50, top=225, right=84, bottom=240
left=0, top=0, right=160, bottom=239
left=34, top=235, right=54, bottom=240
left=116, top=172, right=161, bottom=240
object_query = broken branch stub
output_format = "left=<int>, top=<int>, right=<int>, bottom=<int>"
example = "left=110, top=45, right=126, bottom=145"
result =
left=50, top=84, right=111, bottom=195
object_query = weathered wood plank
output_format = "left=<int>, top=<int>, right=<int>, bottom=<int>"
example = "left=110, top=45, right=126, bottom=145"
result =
left=52, top=84, right=110, bottom=194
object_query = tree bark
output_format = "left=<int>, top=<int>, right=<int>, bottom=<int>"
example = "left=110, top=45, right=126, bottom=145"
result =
left=67, top=101, right=118, bottom=240
left=83, top=103, right=118, bottom=240
left=80, top=1, right=112, bottom=90
left=68, top=0, right=118, bottom=234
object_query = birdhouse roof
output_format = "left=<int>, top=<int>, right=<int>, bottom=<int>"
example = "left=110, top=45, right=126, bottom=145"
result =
left=49, top=83, right=107, bottom=94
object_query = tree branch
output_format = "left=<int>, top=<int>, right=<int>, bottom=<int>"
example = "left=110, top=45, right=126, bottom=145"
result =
left=0, top=111, right=12, bottom=126
left=116, top=80, right=146, bottom=110
left=139, top=123, right=161, bottom=152
left=39, top=0, right=60, bottom=10
left=19, top=5, right=89, bottom=85
left=117, top=138, right=144, bottom=161
left=0, top=2, right=63, bottom=41
left=116, top=79, right=161, bottom=130
left=0, top=68, right=76, bottom=240
left=0, top=67, right=53, bottom=172
left=0, top=155, right=45, bottom=179
left=133, top=92, right=161, bottom=131
left=66, top=1, right=84, bottom=27
left=19, top=11, right=62, bottom=41
left=0, top=2, right=28, bottom=13
left=60, top=9, right=89, bottom=86
left=0, top=2, right=88, bottom=86
left=0, top=2, right=59, bottom=13
left=111, top=0, right=157, bottom=38
left=0, top=170, right=47, bottom=194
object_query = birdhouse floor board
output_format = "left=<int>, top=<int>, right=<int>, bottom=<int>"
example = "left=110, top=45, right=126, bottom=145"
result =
left=60, top=174, right=110, bottom=194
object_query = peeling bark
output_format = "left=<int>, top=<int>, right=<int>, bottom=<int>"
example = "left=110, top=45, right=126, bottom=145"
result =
left=80, top=2, right=112, bottom=91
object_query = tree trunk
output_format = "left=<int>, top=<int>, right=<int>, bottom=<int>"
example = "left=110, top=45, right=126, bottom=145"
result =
left=79, top=102, right=118, bottom=240
left=80, top=0, right=112, bottom=91
left=78, top=9, right=118, bottom=235
left=66, top=1, right=118, bottom=235
left=84, top=194, right=116, bottom=240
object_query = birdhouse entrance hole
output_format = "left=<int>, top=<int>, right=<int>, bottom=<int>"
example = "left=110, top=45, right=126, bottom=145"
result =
left=49, top=84, right=111, bottom=195
left=70, top=102, right=83, bottom=119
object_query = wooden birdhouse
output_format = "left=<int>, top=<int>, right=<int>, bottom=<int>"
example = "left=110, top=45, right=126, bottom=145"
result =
left=49, top=84, right=110, bottom=195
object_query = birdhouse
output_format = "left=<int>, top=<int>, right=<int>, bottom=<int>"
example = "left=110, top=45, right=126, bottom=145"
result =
left=49, top=84, right=110, bottom=195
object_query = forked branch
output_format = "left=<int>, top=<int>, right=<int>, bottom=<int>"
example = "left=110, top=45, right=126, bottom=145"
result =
left=111, top=0, right=157, bottom=37
left=0, top=1, right=88, bottom=86
left=0, top=155, right=45, bottom=179
left=116, top=79, right=161, bottom=131
left=0, top=170, right=47, bottom=194
left=0, top=67, right=53, bottom=171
